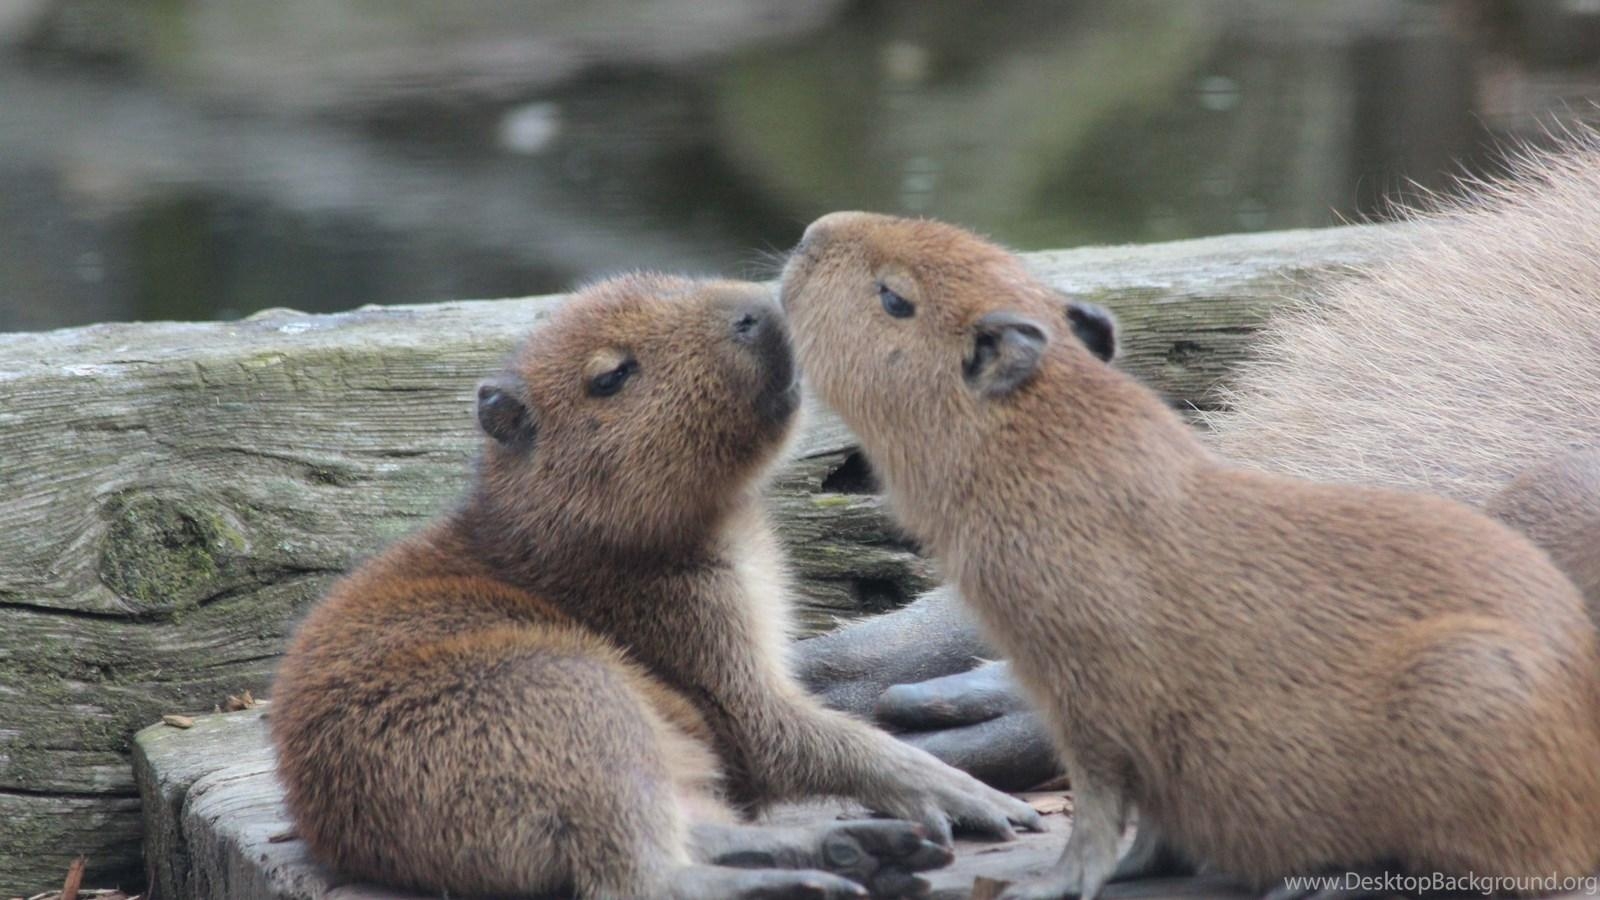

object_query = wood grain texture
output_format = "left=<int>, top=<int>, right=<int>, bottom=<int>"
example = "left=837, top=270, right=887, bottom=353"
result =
left=0, top=224, right=1391, bottom=894
left=132, top=706, right=1090, bottom=900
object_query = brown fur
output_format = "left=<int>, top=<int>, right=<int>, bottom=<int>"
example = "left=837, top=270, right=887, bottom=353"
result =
left=271, top=274, right=1037, bottom=899
left=780, top=212, right=1600, bottom=899
left=1200, top=142, right=1600, bottom=603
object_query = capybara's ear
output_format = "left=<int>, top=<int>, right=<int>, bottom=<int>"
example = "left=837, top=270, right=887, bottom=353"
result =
left=1065, top=300, right=1118, bottom=362
left=476, top=375, right=538, bottom=451
left=965, top=311, right=1049, bottom=398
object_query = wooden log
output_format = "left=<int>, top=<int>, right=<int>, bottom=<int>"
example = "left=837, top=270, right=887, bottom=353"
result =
left=135, top=707, right=1287, bottom=899
left=134, top=705, right=1259, bottom=900
left=0, top=224, right=1390, bottom=894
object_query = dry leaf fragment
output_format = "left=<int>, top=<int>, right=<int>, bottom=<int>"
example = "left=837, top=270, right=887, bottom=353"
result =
left=971, top=877, right=1012, bottom=900
left=224, top=690, right=257, bottom=712
left=1023, top=792, right=1072, bottom=817
left=161, top=714, right=194, bottom=729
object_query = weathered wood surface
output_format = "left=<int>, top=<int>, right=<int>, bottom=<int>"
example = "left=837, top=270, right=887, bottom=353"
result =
left=133, top=705, right=1258, bottom=900
left=137, top=706, right=1600, bottom=900
left=0, top=224, right=1391, bottom=894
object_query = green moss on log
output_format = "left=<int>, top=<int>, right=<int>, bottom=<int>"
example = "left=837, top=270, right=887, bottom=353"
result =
left=99, top=493, right=249, bottom=616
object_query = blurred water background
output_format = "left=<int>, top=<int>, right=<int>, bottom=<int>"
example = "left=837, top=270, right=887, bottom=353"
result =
left=2, top=0, right=1599, bottom=332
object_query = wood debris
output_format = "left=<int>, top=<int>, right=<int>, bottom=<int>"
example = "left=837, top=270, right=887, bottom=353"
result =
left=8, top=858, right=141, bottom=900
left=1022, top=792, right=1072, bottom=817
left=160, top=714, right=194, bottom=729
left=58, top=858, right=82, bottom=900
left=970, top=876, right=1012, bottom=900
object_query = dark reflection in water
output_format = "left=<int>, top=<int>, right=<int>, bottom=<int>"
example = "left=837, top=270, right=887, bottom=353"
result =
left=2, top=0, right=1599, bottom=332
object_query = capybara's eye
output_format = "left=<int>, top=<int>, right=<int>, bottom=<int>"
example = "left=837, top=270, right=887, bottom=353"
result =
left=588, top=359, right=638, bottom=397
left=878, top=283, right=916, bottom=319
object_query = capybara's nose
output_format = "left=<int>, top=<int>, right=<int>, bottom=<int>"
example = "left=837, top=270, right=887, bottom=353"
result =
left=794, top=210, right=871, bottom=259
left=730, top=302, right=776, bottom=345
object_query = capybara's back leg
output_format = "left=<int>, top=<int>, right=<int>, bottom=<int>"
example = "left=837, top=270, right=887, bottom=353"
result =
left=280, top=628, right=728, bottom=897
left=1378, top=616, right=1600, bottom=881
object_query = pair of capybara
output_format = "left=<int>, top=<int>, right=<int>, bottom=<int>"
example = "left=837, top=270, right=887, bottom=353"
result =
left=271, top=148, right=1600, bottom=900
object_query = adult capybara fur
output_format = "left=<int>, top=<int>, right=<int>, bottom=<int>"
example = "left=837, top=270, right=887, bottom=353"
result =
left=1202, top=143, right=1600, bottom=605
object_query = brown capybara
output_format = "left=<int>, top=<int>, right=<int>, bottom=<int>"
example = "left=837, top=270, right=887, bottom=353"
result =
left=271, top=273, right=1040, bottom=900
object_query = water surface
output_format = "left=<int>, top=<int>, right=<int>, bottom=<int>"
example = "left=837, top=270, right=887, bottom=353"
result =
left=2, top=0, right=1598, bottom=331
